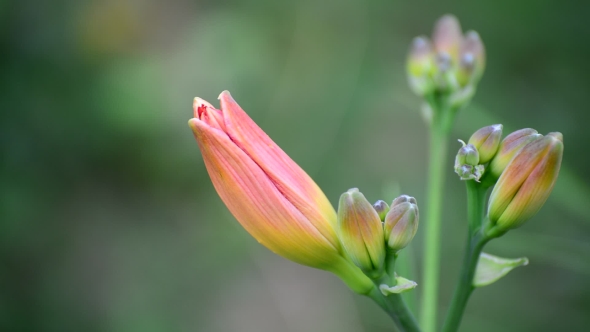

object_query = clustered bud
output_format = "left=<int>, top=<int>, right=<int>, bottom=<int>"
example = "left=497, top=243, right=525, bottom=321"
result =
left=468, top=124, right=502, bottom=164
left=454, top=124, right=504, bottom=182
left=454, top=140, right=484, bottom=181
left=407, top=15, right=486, bottom=106
left=384, top=195, right=419, bottom=252
left=487, top=132, right=563, bottom=231
left=337, top=190, right=419, bottom=279
left=337, top=188, right=385, bottom=278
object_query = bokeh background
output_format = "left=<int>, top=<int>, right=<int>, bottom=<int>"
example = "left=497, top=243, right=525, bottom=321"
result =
left=2, top=0, right=590, bottom=331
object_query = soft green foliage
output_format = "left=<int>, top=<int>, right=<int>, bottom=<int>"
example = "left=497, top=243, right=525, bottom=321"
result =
left=1, top=0, right=589, bottom=331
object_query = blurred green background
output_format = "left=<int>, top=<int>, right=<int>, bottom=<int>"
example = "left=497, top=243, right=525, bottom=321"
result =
left=1, top=0, right=589, bottom=331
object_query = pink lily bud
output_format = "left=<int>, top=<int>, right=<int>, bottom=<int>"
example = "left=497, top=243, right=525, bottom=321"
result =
left=488, top=133, right=564, bottom=231
left=337, top=189, right=386, bottom=278
left=384, top=195, right=419, bottom=252
left=189, top=91, right=373, bottom=293
left=432, top=14, right=463, bottom=63
left=457, top=31, right=486, bottom=86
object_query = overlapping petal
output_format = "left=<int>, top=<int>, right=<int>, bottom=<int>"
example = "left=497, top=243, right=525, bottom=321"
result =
left=188, top=92, right=342, bottom=268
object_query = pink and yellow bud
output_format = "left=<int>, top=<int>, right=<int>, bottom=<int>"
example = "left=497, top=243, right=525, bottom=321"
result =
left=468, top=124, right=503, bottom=164
left=432, top=14, right=463, bottom=62
left=457, top=31, right=486, bottom=86
left=189, top=92, right=374, bottom=294
left=407, top=36, right=435, bottom=96
left=488, top=128, right=542, bottom=178
left=488, top=133, right=564, bottom=231
left=337, top=189, right=386, bottom=277
left=384, top=195, right=419, bottom=252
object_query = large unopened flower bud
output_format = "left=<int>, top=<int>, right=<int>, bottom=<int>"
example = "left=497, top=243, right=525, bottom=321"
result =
left=407, top=36, right=435, bottom=96
left=337, top=189, right=386, bottom=278
left=454, top=140, right=484, bottom=181
left=488, top=128, right=543, bottom=178
left=384, top=195, right=419, bottom=252
left=488, top=133, right=563, bottom=231
left=468, top=124, right=503, bottom=163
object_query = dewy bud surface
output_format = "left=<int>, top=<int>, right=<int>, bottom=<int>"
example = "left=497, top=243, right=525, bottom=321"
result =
left=384, top=195, right=419, bottom=251
left=488, top=128, right=542, bottom=178
left=337, top=189, right=385, bottom=277
left=488, top=133, right=564, bottom=230
left=468, top=124, right=503, bottom=163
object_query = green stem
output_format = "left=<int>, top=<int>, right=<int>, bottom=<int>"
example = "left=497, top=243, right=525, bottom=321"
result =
left=441, top=232, right=489, bottom=332
left=466, top=181, right=486, bottom=233
left=368, top=275, right=422, bottom=332
left=420, top=97, right=455, bottom=332
left=441, top=182, right=488, bottom=332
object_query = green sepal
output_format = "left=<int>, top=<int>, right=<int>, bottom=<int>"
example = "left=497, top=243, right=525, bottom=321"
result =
left=473, top=252, right=529, bottom=287
left=379, top=274, right=418, bottom=295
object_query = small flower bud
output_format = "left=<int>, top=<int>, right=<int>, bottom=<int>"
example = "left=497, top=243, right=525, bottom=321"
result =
left=488, top=133, right=563, bottom=231
left=432, top=14, right=462, bottom=62
left=488, top=128, right=543, bottom=178
left=454, top=140, right=484, bottom=181
left=407, top=36, right=435, bottom=96
left=373, top=200, right=390, bottom=221
left=337, top=188, right=385, bottom=277
left=468, top=124, right=503, bottom=164
left=384, top=195, right=419, bottom=252
left=456, top=31, right=485, bottom=86
left=456, top=141, right=480, bottom=166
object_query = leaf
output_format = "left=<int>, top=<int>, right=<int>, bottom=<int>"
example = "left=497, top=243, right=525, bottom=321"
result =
left=380, top=274, right=418, bottom=295
left=473, top=252, right=529, bottom=287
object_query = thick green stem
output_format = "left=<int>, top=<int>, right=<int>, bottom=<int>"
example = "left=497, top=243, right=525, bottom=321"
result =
left=441, top=182, right=488, bottom=332
left=368, top=275, right=422, bottom=332
left=420, top=98, right=455, bottom=332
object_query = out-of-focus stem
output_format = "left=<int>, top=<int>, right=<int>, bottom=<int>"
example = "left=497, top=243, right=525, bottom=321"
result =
left=420, top=96, right=455, bottom=332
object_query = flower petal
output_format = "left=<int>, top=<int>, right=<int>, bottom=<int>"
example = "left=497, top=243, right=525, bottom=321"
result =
left=218, top=91, right=340, bottom=250
left=189, top=118, right=340, bottom=268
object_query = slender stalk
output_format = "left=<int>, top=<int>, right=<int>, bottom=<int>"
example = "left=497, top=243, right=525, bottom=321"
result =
left=441, top=182, right=488, bottom=332
left=441, top=232, right=489, bottom=332
left=420, top=97, right=455, bottom=332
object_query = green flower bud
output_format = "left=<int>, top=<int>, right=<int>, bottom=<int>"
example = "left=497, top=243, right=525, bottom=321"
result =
left=456, top=141, right=480, bottom=165
left=384, top=195, right=419, bottom=252
left=407, top=36, right=435, bottom=96
left=488, top=133, right=563, bottom=231
left=337, top=188, right=385, bottom=278
left=432, top=14, right=462, bottom=62
left=454, top=140, right=484, bottom=181
left=488, top=128, right=542, bottom=178
left=468, top=124, right=503, bottom=163
left=373, top=200, right=390, bottom=221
